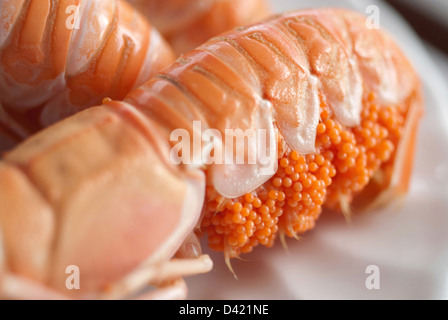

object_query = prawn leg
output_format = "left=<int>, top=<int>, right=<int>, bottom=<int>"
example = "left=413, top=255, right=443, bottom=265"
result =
left=136, top=278, right=188, bottom=300
left=375, top=90, right=424, bottom=204
left=101, top=254, right=213, bottom=300
left=1, top=275, right=69, bottom=300
left=353, top=89, right=424, bottom=211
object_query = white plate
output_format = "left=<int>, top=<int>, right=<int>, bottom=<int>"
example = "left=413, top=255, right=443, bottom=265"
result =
left=186, top=0, right=448, bottom=299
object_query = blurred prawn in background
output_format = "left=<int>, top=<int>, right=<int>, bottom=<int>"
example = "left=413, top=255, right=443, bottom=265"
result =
left=127, top=0, right=271, bottom=54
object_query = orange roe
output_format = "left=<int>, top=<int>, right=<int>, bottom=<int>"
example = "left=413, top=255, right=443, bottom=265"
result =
left=201, top=93, right=406, bottom=258
left=102, top=97, right=112, bottom=104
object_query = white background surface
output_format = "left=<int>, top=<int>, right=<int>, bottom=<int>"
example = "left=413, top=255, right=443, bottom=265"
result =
left=186, top=0, right=448, bottom=299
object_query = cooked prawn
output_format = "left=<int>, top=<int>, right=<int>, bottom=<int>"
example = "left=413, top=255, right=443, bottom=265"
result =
left=0, top=0, right=175, bottom=150
left=0, top=8, right=422, bottom=299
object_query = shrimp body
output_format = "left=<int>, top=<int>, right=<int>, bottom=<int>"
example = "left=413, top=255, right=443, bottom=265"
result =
left=0, top=9, right=422, bottom=298
left=0, top=0, right=175, bottom=147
